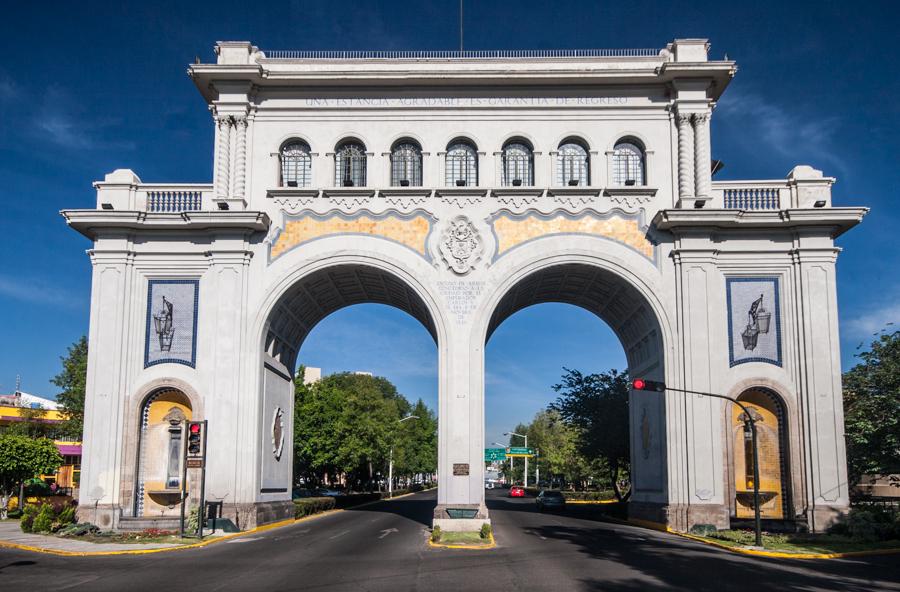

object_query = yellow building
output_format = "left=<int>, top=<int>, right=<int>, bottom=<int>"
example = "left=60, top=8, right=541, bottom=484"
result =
left=0, top=391, right=82, bottom=491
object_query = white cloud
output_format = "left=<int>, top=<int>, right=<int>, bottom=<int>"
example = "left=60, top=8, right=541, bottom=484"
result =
left=0, top=274, right=81, bottom=308
left=717, top=90, right=846, bottom=176
left=843, top=301, right=900, bottom=343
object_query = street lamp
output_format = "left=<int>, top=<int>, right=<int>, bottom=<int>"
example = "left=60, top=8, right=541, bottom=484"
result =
left=632, top=378, right=764, bottom=548
left=389, top=415, right=419, bottom=498
left=492, top=442, right=508, bottom=484
left=505, top=431, right=529, bottom=488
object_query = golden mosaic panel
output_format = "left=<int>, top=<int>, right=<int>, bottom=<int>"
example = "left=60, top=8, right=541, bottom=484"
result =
left=270, top=213, right=431, bottom=259
left=492, top=213, right=653, bottom=259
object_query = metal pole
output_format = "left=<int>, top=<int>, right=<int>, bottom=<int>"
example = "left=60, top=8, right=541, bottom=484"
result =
left=524, top=435, right=528, bottom=488
left=198, top=420, right=208, bottom=539
left=645, top=384, right=764, bottom=547
left=748, top=416, right=763, bottom=547
left=179, top=420, right=188, bottom=538
left=459, top=0, right=464, bottom=52
left=388, top=446, right=393, bottom=498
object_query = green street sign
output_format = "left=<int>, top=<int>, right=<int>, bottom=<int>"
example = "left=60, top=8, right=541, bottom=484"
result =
left=507, top=447, right=534, bottom=456
left=484, top=448, right=507, bottom=461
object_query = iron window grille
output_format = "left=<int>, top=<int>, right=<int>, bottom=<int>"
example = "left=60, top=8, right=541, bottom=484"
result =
left=335, top=142, right=367, bottom=187
left=612, top=140, right=645, bottom=186
left=557, top=142, right=590, bottom=186
left=445, top=142, right=478, bottom=187
left=390, top=142, right=423, bottom=186
left=280, top=141, right=312, bottom=187
left=502, top=142, right=534, bottom=186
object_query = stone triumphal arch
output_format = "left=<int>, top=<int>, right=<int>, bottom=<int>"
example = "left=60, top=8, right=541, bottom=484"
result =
left=65, top=39, right=865, bottom=533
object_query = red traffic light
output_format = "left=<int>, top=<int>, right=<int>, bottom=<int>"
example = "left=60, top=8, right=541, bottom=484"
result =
left=632, top=378, right=666, bottom=392
left=190, top=423, right=202, bottom=434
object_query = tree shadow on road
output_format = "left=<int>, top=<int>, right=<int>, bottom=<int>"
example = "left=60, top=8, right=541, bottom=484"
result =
left=346, top=495, right=436, bottom=528
left=529, top=522, right=900, bottom=592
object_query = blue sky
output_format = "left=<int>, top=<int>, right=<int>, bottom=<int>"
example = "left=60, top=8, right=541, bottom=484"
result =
left=0, top=1, right=897, bottom=447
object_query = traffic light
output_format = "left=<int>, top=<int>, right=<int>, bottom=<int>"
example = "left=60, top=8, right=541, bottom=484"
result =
left=187, top=421, right=204, bottom=456
left=632, top=378, right=666, bottom=392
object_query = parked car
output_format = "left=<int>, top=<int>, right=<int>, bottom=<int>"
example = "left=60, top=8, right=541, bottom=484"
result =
left=536, top=490, right=566, bottom=512
left=484, top=481, right=495, bottom=489
left=292, top=488, right=315, bottom=499
left=509, top=485, right=526, bottom=497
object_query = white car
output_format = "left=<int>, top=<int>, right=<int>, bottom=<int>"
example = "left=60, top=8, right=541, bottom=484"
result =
left=484, top=481, right=495, bottom=489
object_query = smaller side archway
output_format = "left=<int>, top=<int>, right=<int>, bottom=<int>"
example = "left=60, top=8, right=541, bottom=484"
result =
left=132, top=387, right=194, bottom=517
left=729, top=387, right=792, bottom=521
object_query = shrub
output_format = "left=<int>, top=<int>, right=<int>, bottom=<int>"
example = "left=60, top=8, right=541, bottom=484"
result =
left=57, top=505, right=77, bottom=526
left=31, top=504, right=55, bottom=533
left=431, top=526, right=441, bottom=542
left=480, top=523, right=492, bottom=540
left=6, top=508, right=23, bottom=519
left=57, top=523, right=99, bottom=538
left=187, top=507, right=200, bottom=533
left=20, top=504, right=40, bottom=533
left=294, top=497, right=336, bottom=518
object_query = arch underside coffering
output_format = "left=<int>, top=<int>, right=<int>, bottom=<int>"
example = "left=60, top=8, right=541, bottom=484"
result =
left=486, top=263, right=663, bottom=375
left=264, top=264, right=438, bottom=370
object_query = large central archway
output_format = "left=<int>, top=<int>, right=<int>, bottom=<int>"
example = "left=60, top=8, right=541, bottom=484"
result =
left=244, top=252, right=447, bottom=527
left=484, top=261, right=668, bottom=511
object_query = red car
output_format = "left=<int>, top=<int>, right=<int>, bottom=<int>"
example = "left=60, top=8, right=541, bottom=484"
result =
left=509, top=486, right=526, bottom=497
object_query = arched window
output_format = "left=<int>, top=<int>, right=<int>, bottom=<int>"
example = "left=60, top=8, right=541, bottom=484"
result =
left=502, top=140, right=533, bottom=186
left=557, top=140, right=589, bottom=186
left=280, top=140, right=312, bottom=188
left=334, top=140, right=367, bottom=187
left=612, top=138, right=645, bottom=186
left=390, top=140, right=423, bottom=186
left=445, top=140, right=478, bottom=187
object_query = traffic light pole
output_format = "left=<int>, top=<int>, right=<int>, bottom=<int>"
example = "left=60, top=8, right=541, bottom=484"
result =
left=635, top=382, right=763, bottom=547
left=198, top=420, right=208, bottom=539
left=179, top=420, right=188, bottom=538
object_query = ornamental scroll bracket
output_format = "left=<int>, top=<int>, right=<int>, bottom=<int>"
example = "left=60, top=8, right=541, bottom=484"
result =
left=439, top=215, right=483, bottom=275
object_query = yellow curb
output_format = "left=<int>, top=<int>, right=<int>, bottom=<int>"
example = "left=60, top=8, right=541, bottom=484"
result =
left=0, top=507, right=344, bottom=557
left=427, top=531, right=496, bottom=550
left=0, top=490, right=437, bottom=558
left=670, top=530, right=900, bottom=560
left=567, top=500, right=619, bottom=505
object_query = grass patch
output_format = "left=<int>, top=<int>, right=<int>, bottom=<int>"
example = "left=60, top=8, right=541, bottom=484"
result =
left=435, top=530, right=490, bottom=546
left=701, top=529, right=900, bottom=555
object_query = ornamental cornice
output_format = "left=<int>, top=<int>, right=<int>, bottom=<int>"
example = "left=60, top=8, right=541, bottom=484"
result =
left=61, top=209, right=270, bottom=240
left=652, top=207, right=867, bottom=238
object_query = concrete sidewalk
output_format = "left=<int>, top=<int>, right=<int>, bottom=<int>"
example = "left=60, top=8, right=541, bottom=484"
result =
left=0, top=520, right=188, bottom=554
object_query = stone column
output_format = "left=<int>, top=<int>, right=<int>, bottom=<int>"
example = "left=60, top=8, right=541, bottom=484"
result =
left=676, top=112, right=695, bottom=200
left=77, top=247, right=135, bottom=529
left=434, top=321, right=488, bottom=531
left=693, top=112, right=712, bottom=199
left=215, top=115, right=233, bottom=199
left=667, top=246, right=729, bottom=531
left=232, top=115, right=248, bottom=200
left=791, top=245, right=850, bottom=530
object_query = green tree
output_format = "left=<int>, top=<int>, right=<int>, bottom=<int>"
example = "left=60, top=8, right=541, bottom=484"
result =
left=550, top=368, right=631, bottom=500
left=51, top=336, right=88, bottom=440
left=843, top=330, right=900, bottom=486
left=0, top=434, right=63, bottom=518
left=393, top=399, right=438, bottom=481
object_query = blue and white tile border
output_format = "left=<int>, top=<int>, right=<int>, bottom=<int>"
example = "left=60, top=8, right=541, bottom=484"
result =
left=726, top=276, right=782, bottom=367
left=144, top=279, right=199, bottom=368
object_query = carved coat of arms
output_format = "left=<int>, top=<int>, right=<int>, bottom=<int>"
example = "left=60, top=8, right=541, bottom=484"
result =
left=439, top=216, right=483, bottom=274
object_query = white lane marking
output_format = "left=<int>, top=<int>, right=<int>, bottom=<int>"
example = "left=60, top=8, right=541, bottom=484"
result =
left=329, top=530, right=350, bottom=540
left=378, top=528, right=398, bottom=539
left=226, top=537, right=261, bottom=543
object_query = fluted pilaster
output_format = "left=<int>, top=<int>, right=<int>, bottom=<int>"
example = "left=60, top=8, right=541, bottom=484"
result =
left=676, top=112, right=695, bottom=200
left=232, top=115, right=248, bottom=199
left=693, top=112, right=712, bottom=199
left=215, top=115, right=233, bottom=199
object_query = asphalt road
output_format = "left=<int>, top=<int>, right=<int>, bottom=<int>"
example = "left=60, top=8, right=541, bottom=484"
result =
left=2, top=489, right=898, bottom=591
